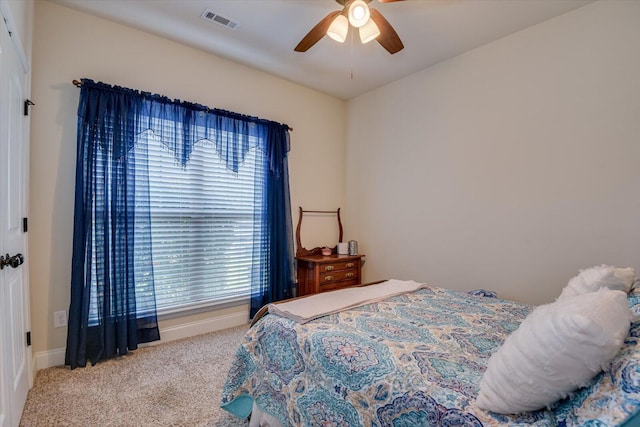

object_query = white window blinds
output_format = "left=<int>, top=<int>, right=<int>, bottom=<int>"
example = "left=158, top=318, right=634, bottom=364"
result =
left=144, top=130, right=263, bottom=314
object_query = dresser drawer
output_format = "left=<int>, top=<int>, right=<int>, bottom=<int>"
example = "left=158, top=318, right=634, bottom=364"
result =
left=318, top=260, right=358, bottom=273
left=319, top=278, right=359, bottom=292
left=319, top=269, right=358, bottom=284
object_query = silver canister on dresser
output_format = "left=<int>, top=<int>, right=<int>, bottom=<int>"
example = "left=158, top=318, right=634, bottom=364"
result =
left=348, top=240, right=358, bottom=255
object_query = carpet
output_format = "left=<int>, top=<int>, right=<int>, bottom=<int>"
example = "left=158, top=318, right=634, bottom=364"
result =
left=20, top=324, right=250, bottom=426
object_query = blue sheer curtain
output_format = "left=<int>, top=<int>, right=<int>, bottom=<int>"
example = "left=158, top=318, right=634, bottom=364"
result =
left=250, top=126, right=296, bottom=318
left=66, top=79, right=294, bottom=368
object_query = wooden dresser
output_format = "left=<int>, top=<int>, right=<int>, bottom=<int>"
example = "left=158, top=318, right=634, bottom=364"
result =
left=296, top=254, right=365, bottom=296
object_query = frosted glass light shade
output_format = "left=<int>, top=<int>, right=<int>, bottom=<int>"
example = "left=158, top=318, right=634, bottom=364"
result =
left=359, top=19, right=380, bottom=43
left=348, top=0, right=370, bottom=28
left=327, top=15, right=348, bottom=43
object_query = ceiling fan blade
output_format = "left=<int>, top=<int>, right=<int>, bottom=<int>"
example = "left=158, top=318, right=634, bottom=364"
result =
left=294, top=11, right=342, bottom=52
left=369, top=9, right=404, bottom=54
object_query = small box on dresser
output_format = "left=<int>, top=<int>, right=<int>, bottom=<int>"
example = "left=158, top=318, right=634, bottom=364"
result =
left=295, top=253, right=365, bottom=296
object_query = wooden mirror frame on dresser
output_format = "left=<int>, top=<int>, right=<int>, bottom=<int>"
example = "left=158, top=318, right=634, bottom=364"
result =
left=295, top=207, right=365, bottom=296
left=295, top=207, right=343, bottom=257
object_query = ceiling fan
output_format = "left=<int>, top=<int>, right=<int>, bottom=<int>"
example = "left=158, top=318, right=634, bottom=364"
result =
left=295, top=0, right=405, bottom=54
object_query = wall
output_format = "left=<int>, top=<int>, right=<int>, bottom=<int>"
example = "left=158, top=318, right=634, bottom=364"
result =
left=30, top=1, right=347, bottom=363
left=346, top=0, right=640, bottom=305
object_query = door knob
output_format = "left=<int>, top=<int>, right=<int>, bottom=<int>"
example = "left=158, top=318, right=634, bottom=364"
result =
left=0, top=253, right=24, bottom=270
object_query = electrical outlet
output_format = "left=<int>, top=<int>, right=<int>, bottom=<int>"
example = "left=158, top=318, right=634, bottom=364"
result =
left=53, top=310, right=67, bottom=328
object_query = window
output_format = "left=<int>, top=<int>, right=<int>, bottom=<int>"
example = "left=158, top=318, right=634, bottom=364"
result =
left=144, top=131, right=263, bottom=314
left=89, top=127, right=263, bottom=321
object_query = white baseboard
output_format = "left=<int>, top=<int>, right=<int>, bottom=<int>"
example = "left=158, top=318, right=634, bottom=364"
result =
left=34, top=310, right=249, bottom=371
left=35, top=347, right=66, bottom=371
left=154, top=310, right=249, bottom=344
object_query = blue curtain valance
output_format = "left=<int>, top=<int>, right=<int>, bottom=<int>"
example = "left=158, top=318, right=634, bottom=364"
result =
left=78, top=78, right=290, bottom=173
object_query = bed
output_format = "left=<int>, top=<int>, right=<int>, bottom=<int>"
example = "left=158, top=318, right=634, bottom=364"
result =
left=221, top=279, right=640, bottom=426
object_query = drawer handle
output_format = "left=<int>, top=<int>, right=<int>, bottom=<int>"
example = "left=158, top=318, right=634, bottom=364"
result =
left=324, top=265, right=334, bottom=271
left=346, top=263, right=355, bottom=268
left=324, top=275, right=334, bottom=282
left=346, top=272, right=355, bottom=278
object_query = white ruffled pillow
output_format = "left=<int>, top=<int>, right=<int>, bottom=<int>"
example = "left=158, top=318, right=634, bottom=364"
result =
left=557, top=265, right=637, bottom=301
left=476, top=288, right=630, bottom=414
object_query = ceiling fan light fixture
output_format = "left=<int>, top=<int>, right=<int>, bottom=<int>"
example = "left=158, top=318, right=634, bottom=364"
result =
left=348, top=0, right=370, bottom=28
left=327, top=14, right=349, bottom=42
left=359, top=19, right=380, bottom=43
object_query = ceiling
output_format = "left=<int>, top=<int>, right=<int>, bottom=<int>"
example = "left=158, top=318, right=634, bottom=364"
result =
left=49, top=0, right=594, bottom=100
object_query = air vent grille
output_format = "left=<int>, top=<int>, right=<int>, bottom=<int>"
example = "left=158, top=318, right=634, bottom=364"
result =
left=201, top=9, right=239, bottom=30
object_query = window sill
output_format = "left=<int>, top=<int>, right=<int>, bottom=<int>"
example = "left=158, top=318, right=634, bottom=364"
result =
left=157, top=296, right=250, bottom=321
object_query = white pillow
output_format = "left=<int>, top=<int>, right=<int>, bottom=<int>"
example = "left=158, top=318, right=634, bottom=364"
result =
left=614, top=266, right=638, bottom=289
left=557, top=265, right=637, bottom=301
left=476, top=288, right=630, bottom=414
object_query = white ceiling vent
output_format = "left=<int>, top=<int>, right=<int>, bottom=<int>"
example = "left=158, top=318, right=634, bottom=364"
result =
left=200, top=9, right=239, bottom=30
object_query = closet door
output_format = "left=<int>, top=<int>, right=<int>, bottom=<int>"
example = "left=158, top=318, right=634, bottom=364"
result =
left=0, top=7, right=31, bottom=427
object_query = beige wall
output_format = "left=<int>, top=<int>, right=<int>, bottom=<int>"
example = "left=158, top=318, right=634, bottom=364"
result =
left=30, top=1, right=347, bottom=356
left=346, top=0, right=640, bottom=305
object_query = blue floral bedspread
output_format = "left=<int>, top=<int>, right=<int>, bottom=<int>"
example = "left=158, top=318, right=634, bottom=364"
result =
left=221, top=285, right=640, bottom=426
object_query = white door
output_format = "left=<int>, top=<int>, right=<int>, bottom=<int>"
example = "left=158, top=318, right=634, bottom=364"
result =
left=0, top=9, right=31, bottom=427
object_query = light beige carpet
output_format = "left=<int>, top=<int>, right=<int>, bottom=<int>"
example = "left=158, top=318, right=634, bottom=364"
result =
left=20, top=324, right=250, bottom=427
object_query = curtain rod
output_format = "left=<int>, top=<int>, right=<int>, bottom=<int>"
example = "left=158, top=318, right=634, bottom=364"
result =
left=72, top=80, right=293, bottom=132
